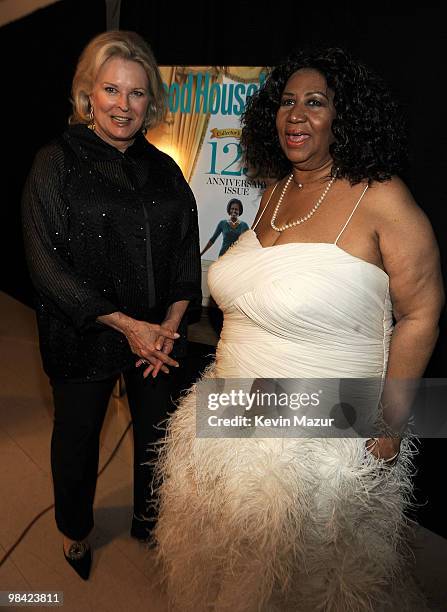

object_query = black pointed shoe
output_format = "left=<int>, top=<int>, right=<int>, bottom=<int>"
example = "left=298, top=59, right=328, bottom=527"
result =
left=63, top=541, right=92, bottom=580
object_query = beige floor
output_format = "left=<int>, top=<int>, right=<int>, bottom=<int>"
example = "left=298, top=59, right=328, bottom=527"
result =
left=0, top=291, right=446, bottom=611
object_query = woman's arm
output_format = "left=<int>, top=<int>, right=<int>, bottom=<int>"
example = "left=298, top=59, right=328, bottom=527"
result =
left=201, top=221, right=224, bottom=256
left=369, top=178, right=444, bottom=459
left=200, top=240, right=214, bottom=257
left=22, top=144, right=118, bottom=331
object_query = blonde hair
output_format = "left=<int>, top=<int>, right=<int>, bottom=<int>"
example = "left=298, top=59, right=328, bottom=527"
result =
left=70, top=30, right=166, bottom=130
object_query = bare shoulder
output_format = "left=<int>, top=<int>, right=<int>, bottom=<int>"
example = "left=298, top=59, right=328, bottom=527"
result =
left=369, top=177, right=442, bottom=312
left=368, top=176, right=431, bottom=231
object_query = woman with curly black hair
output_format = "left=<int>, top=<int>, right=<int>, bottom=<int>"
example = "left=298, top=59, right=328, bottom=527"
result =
left=200, top=198, right=250, bottom=258
left=241, top=47, right=408, bottom=184
left=153, top=47, right=443, bottom=610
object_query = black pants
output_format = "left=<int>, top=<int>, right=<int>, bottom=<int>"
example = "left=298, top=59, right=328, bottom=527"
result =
left=50, top=367, right=179, bottom=541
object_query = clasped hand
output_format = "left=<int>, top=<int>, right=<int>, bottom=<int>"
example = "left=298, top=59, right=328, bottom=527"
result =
left=125, top=319, right=180, bottom=378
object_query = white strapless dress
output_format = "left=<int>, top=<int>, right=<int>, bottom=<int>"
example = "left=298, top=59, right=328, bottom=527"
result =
left=153, top=229, right=426, bottom=611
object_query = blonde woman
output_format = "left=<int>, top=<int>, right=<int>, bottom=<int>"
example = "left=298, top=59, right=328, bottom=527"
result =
left=22, top=30, right=201, bottom=579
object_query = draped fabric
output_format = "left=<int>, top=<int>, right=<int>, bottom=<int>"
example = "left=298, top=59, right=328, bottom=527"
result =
left=148, top=66, right=221, bottom=181
left=154, top=229, right=427, bottom=611
left=211, top=230, right=392, bottom=379
left=148, top=66, right=266, bottom=181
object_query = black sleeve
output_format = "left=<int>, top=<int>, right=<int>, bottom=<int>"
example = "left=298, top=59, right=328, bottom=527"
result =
left=21, top=143, right=118, bottom=331
left=168, top=166, right=202, bottom=310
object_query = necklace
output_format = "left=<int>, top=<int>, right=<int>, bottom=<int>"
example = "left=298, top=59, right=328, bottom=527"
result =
left=270, top=170, right=337, bottom=232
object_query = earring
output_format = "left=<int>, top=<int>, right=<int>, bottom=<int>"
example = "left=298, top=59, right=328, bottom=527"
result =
left=88, top=106, right=95, bottom=131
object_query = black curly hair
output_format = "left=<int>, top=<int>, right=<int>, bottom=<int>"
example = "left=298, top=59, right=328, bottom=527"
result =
left=227, top=199, right=243, bottom=215
left=240, top=47, right=407, bottom=184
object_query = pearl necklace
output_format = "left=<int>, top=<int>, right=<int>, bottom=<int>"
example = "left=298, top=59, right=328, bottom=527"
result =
left=271, top=171, right=337, bottom=232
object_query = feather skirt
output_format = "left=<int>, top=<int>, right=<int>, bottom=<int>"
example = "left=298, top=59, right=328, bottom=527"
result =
left=151, top=371, right=428, bottom=611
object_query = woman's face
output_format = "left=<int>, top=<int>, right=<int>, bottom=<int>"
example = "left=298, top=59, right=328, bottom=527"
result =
left=275, top=68, right=336, bottom=170
left=89, top=57, right=150, bottom=152
left=229, top=204, right=240, bottom=220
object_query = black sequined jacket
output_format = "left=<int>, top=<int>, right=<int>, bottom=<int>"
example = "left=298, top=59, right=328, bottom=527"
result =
left=22, top=124, right=202, bottom=381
